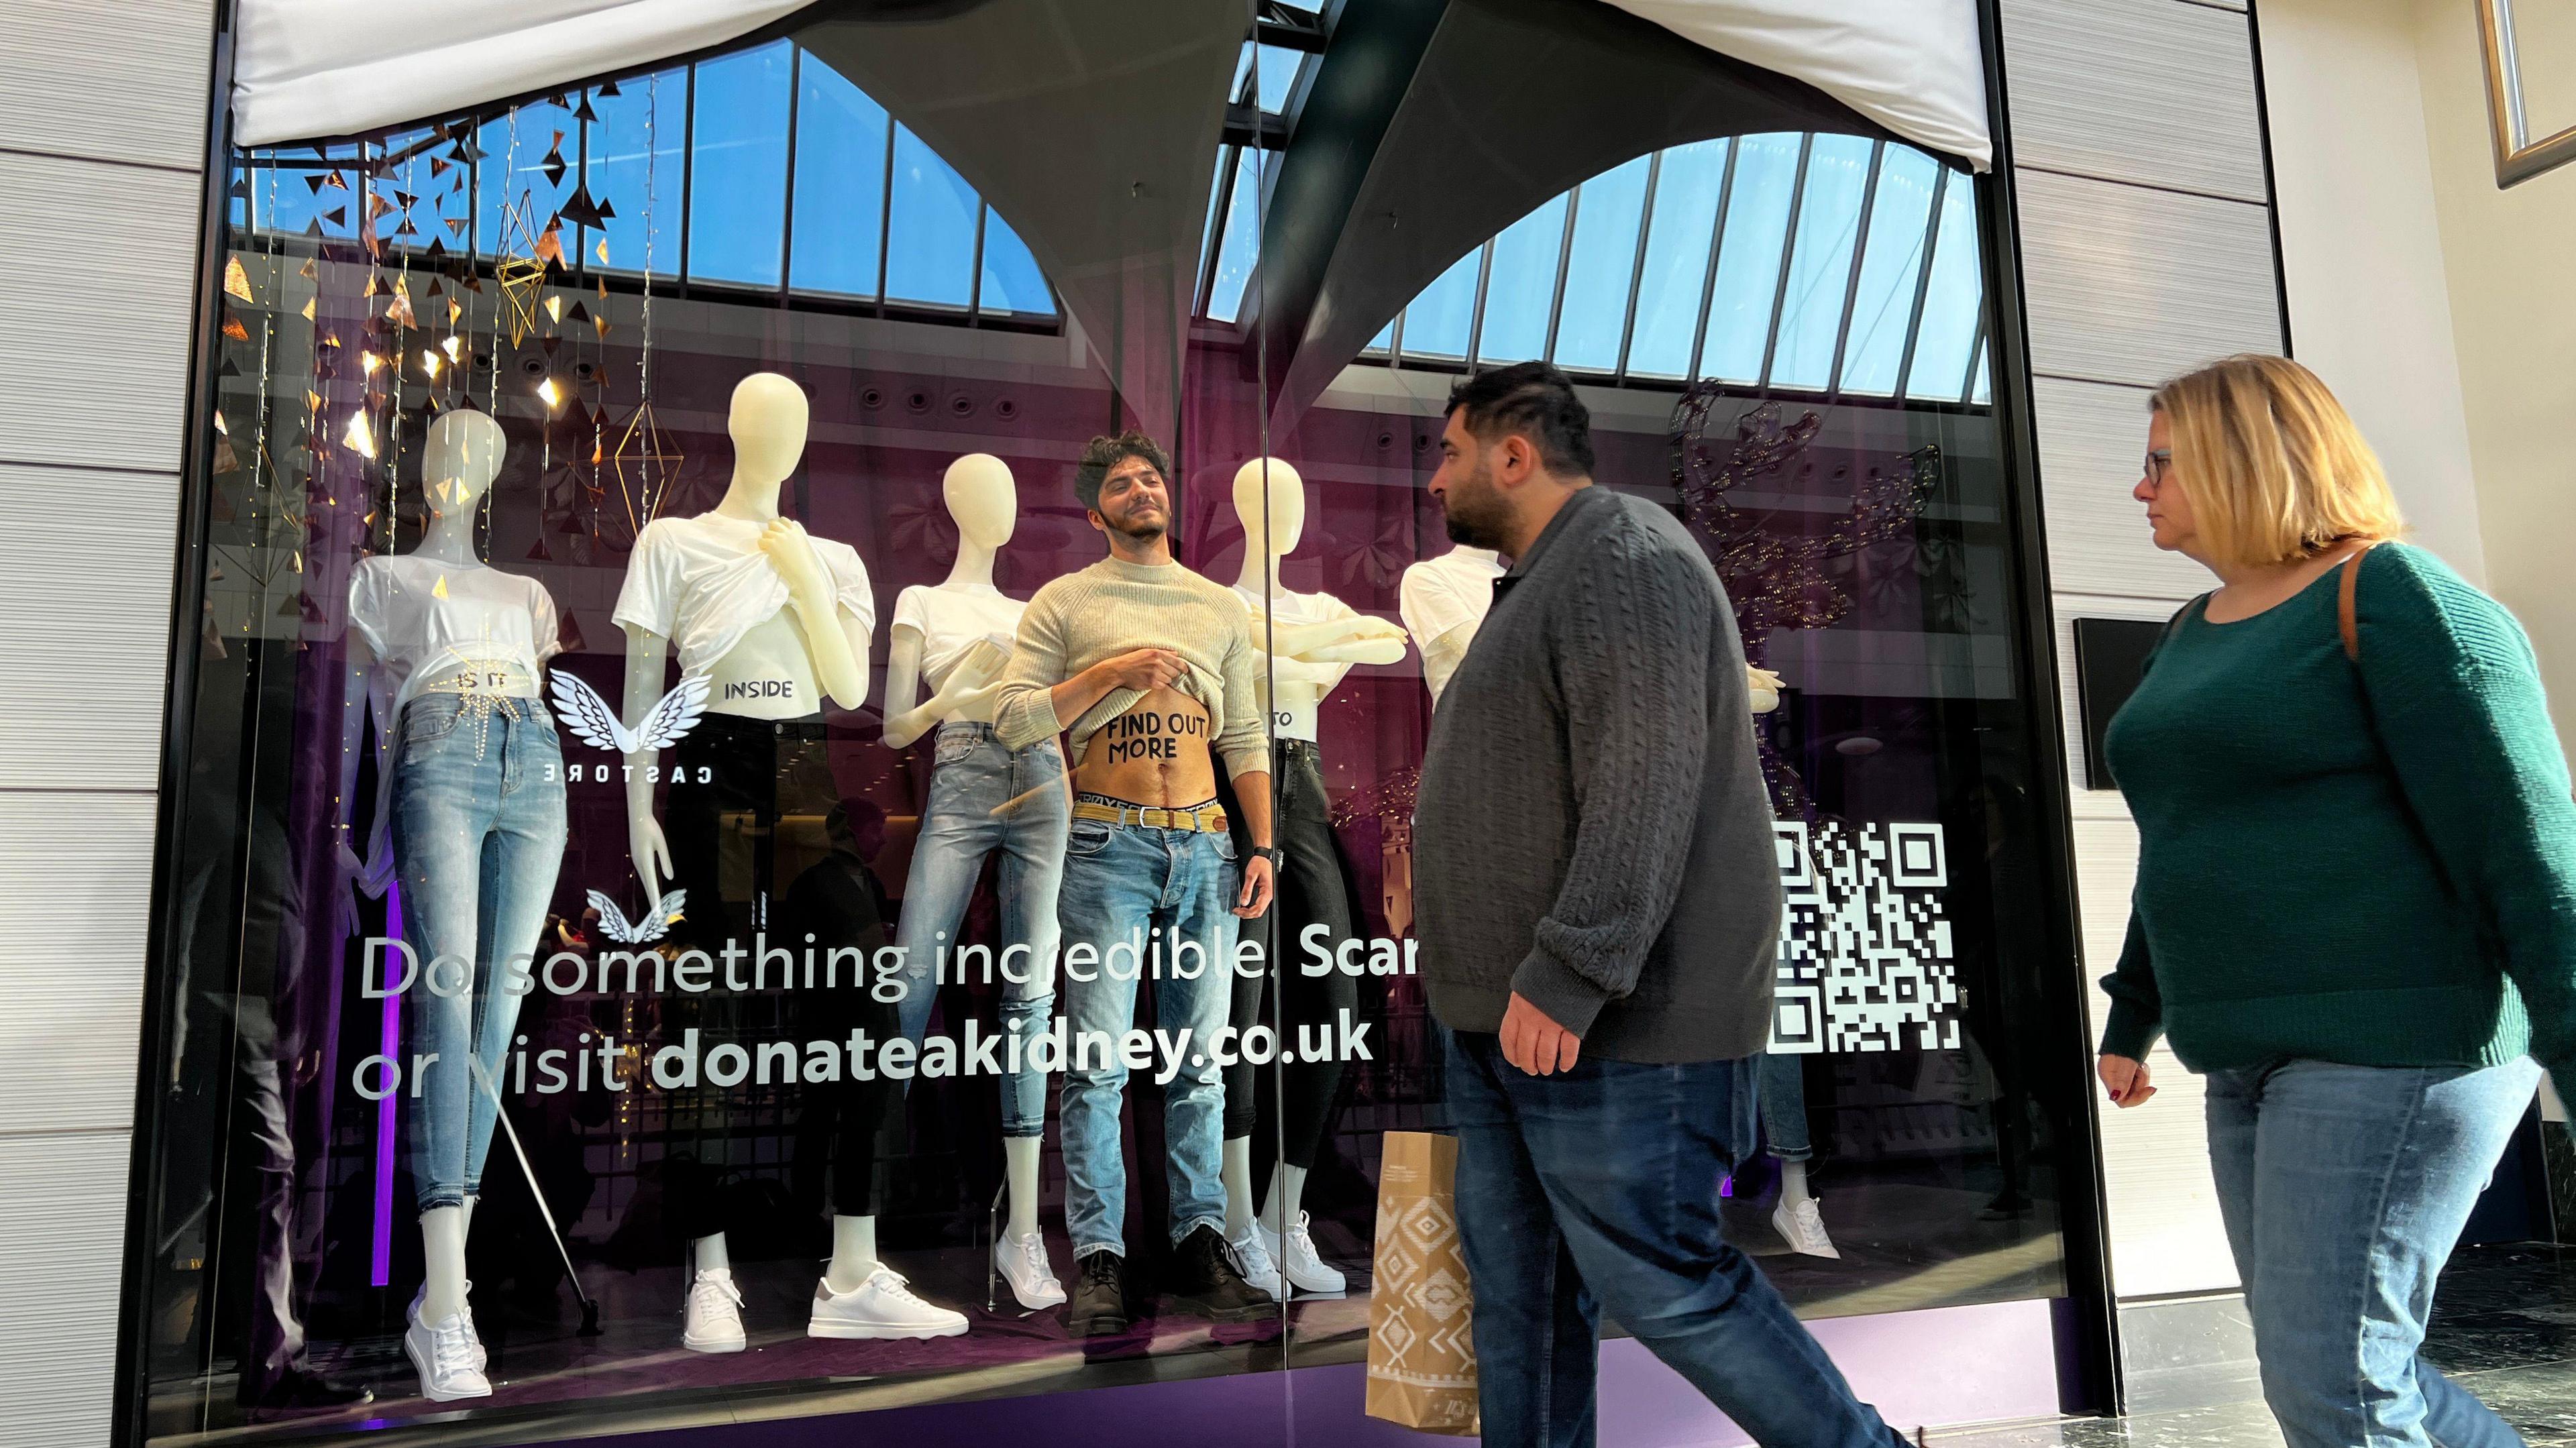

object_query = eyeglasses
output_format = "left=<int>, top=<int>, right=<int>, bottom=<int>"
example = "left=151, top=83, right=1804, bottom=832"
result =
left=2142, top=449, right=2173, bottom=486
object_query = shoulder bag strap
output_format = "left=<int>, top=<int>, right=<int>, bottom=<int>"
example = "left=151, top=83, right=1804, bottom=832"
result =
left=2337, top=541, right=2381, bottom=663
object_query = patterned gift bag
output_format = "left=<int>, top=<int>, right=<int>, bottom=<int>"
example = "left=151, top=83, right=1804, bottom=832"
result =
left=1365, top=1131, right=1480, bottom=1435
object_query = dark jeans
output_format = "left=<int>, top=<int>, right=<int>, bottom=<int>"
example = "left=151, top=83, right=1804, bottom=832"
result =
left=1444, top=1031, right=1904, bottom=1448
left=663, top=714, right=898, bottom=1237
left=1222, top=739, right=1358, bottom=1168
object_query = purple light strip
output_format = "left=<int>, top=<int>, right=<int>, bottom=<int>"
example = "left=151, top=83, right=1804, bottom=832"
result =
left=372, top=883, right=402, bottom=1288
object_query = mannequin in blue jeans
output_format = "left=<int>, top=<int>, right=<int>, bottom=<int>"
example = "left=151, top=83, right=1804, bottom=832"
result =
left=882, top=453, right=1071, bottom=1313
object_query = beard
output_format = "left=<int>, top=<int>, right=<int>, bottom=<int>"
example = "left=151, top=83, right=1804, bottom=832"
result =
left=1440, top=458, right=1512, bottom=551
left=1103, top=502, right=1167, bottom=545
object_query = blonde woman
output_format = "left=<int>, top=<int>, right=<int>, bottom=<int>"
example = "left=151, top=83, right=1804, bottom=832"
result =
left=2096, top=355, right=2574, bottom=1448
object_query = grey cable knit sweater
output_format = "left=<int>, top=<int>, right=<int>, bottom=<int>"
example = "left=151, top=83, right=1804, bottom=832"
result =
left=1413, top=485, right=1779, bottom=1064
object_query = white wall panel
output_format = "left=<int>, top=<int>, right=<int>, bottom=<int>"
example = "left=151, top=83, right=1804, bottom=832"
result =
left=2016, top=168, right=2282, bottom=388
left=2033, top=377, right=2215, bottom=602
left=2001, top=0, right=2267, bottom=203
left=2072, top=817, right=2239, bottom=1298
left=0, top=1130, right=131, bottom=1448
left=0, top=0, right=212, bottom=170
left=0, top=466, right=178, bottom=791
left=0, top=152, right=203, bottom=474
left=0, top=795, right=155, bottom=1136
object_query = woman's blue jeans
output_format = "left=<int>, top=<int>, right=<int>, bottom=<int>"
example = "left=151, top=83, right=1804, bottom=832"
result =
left=392, top=693, right=566, bottom=1213
left=2206, top=1056, right=2539, bottom=1448
left=893, top=722, right=1067, bottom=1137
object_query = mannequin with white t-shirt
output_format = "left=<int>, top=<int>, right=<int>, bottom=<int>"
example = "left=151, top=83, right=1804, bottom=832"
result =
left=880, top=453, right=1072, bottom=1313
left=1220, top=458, right=1407, bottom=1299
left=1398, top=545, right=1507, bottom=709
left=340, top=409, right=568, bottom=1403
left=612, top=372, right=967, bottom=1349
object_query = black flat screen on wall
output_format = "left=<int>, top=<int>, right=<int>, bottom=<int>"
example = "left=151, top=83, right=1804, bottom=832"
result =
left=2072, top=616, right=2173, bottom=790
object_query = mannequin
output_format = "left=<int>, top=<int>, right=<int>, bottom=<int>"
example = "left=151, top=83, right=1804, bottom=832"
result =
left=1398, top=544, right=1508, bottom=708
left=613, top=372, right=965, bottom=1346
left=1222, top=457, right=1405, bottom=1298
left=881, top=454, right=1070, bottom=1311
left=1737, top=667, right=1835, bottom=1256
left=342, top=410, right=568, bottom=1402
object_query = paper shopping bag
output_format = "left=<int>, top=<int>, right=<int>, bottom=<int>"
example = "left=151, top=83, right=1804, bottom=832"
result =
left=1365, top=1130, right=1480, bottom=1435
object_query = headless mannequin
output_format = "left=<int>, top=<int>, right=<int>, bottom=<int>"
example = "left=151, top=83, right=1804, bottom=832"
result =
left=1399, top=545, right=1507, bottom=709
left=337, top=411, right=534, bottom=1327
left=879, top=454, right=1050, bottom=1245
left=1222, top=459, right=1404, bottom=1245
left=620, top=374, right=877, bottom=1295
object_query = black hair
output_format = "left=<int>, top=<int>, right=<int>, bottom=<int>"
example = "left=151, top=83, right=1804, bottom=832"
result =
left=1444, top=360, right=1595, bottom=477
left=1073, top=430, right=1173, bottom=514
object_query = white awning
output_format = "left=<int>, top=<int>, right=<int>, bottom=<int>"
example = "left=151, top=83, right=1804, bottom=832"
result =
left=229, top=0, right=806, bottom=148
left=1598, top=0, right=1990, bottom=168
left=231, top=0, right=1990, bottom=170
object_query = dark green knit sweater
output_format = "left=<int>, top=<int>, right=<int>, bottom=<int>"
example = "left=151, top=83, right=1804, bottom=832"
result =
left=2099, top=543, right=2576, bottom=1083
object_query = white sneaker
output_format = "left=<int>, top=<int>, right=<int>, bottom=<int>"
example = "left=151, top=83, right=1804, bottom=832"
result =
left=682, top=1267, right=747, bottom=1352
left=995, top=1230, right=1067, bottom=1311
left=1774, top=1195, right=1841, bottom=1259
left=1224, top=1221, right=1282, bottom=1299
left=407, top=1283, right=486, bottom=1370
left=1260, top=1212, right=1348, bottom=1296
left=808, top=1266, right=970, bottom=1339
left=405, top=1308, right=491, bottom=1402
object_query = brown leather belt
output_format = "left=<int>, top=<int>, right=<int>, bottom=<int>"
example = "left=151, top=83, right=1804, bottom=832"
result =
left=1070, top=799, right=1229, bottom=833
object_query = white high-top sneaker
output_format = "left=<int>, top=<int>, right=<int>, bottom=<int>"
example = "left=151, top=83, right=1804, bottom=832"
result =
left=808, top=1266, right=970, bottom=1339
left=994, top=1230, right=1067, bottom=1311
left=1259, top=1211, right=1348, bottom=1296
left=682, top=1267, right=748, bottom=1352
left=405, top=1308, right=492, bottom=1402
left=1224, top=1221, right=1282, bottom=1299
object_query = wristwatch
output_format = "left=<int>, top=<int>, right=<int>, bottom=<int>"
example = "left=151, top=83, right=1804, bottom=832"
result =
left=1251, top=846, right=1283, bottom=867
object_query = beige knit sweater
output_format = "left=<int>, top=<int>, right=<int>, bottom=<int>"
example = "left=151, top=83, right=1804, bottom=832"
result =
left=992, top=555, right=1269, bottom=781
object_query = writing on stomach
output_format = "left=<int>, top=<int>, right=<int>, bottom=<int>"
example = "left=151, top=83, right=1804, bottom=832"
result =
left=1077, top=687, right=1218, bottom=805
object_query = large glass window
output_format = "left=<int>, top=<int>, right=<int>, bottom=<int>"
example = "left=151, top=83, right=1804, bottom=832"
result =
left=144, top=9, right=2082, bottom=1445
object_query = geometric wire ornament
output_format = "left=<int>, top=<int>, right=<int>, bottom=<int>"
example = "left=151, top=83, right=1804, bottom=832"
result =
left=608, top=400, right=684, bottom=539
left=491, top=191, right=552, bottom=347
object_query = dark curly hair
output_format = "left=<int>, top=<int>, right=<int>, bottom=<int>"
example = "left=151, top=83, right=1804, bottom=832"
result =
left=1072, top=430, right=1173, bottom=514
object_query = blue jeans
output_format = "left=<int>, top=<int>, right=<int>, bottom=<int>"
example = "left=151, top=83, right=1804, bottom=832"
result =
left=392, top=693, right=566, bottom=1213
left=2207, top=1057, right=2539, bottom=1448
left=1446, top=1031, right=1904, bottom=1448
left=1760, top=1050, right=1813, bottom=1162
left=894, top=723, right=1068, bottom=1137
left=1056, top=817, right=1238, bottom=1258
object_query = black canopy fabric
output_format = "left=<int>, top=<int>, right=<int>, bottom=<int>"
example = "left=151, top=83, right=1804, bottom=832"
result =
left=1250, top=0, right=1906, bottom=431
left=796, top=0, right=1242, bottom=445
left=798, top=0, right=1907, bottom=437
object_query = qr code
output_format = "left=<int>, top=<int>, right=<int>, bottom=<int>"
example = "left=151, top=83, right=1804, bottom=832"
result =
left=1768, top=821, right=1960, bottom=1054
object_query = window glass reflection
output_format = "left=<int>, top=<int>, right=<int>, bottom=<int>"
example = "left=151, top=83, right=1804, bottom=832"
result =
left=1768, top=133, right=1874, bottom=390
left=1624, top=137, right=1729, bottom=378
left=687, top=41, right=793, bottom=287
left=790, top=60, right=889, bottom=297
left=1700, top=131, right=1803, bottom=383
left=1550, top=154, right=1650, bottom=372
left=1476, top=192, right=1568, bottom=366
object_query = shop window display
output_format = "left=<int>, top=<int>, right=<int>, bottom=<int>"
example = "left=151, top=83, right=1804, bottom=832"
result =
left=138, top=7, right=2084, bottom=1443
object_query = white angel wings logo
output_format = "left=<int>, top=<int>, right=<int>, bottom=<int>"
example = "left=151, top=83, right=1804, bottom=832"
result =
left=588, top=889, right=686, bottom=946
left=549, top=670, right=711, bottom=754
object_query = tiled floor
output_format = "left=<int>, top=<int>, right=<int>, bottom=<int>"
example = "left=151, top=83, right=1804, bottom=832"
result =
left=1936, top=1243, right=2576, bottom=1448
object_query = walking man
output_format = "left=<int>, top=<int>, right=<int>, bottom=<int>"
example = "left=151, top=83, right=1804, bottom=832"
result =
left=1413, top=361, right=1909, bottom=1448
left=991, top=430, right=1277, bottom=1335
